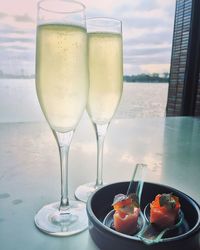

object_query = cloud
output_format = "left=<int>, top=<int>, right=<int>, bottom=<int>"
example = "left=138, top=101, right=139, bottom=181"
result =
left=124, top=62, right=170, bottom=75
left=136, top=0, right=176, bottom=15
left=0, top=26, right=32, bottom=34
left=100, top=1, right=175, bottom=75
left=0, top=12, right=8, bottom=19
left=124, top=50, right=171, bottom=64
left=14, top=14, right=34, bottom=23
left=1, top=51, right=34, bottom=61
left=124, top=30, right=173, bottom=47
left=85, top=1, right=173, bottom=73
left=140, top=63, right=170, bottom=74
left=0, top=44, right=33, bottom=51
left=125, top=46, right=171, bottom=57
left=125, top=55, right=171, bottom=65
left=123, top=16, right=167, bottom=29
left=0, top=0, right=176, bottom=75
left=0, top=36, right=34, bottom=43
left=86, top=8, right=107, bottom=18
left=135, top=0, right=158, bottom=11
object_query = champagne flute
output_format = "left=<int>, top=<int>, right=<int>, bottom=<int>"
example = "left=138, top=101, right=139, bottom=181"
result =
left=75, top=17, right=123, bottom=202
left=34, top=0, right=89, bottom=235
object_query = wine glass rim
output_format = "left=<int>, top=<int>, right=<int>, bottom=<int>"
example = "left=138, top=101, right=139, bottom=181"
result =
left=38, top=0, right=85, bottom=14
left=87, top=16, right=122, bottom=23
left=86, top=17, right=122, bottom=27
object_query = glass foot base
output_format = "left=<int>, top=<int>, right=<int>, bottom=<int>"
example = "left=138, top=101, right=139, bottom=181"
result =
left=34, top=200, right=88, bottom=236
left=75, top=182, right=104, bottom=203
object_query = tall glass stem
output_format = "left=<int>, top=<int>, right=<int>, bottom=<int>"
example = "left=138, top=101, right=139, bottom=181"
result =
left=53, top=130, right=74, bottom=211
left=94, top=123, right=109, bottom=187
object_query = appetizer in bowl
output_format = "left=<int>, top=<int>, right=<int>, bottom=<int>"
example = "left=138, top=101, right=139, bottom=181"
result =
left=86, top=182, right=200, bottom=250
left=112, top=193, right=140, bottom=235
left=150, top=193, right=181, bottom=229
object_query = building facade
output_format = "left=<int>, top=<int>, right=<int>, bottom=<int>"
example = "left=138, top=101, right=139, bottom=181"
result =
left=166, top=0, right=200, bottom=116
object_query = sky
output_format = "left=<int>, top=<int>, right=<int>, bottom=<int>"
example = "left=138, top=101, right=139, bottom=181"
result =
left=0, top=0, right=176, bottom=76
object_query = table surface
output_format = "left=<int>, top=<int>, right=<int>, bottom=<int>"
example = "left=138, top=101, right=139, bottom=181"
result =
left=0, top=115, right=200, bottom=250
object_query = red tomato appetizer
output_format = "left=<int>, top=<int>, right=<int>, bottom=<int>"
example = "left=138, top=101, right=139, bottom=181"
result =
left=150, top=193, right=181, bottom=229
left=112, top=193, right=140, bottom=235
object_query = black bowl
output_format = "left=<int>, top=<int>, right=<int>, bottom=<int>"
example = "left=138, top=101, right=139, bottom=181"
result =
left=86, top=182, right=200, bottom=250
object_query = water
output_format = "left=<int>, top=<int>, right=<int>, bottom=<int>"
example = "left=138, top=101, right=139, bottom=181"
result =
left=0, top=79, right=168, bottom=123
left=116, top=82, right=168, bottom=118
left=0, top=79, right=43, bottom=123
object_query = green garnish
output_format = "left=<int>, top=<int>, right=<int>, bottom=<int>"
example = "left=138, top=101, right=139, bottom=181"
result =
left=128, top=193, right=139, bottom=208
left=159, top=193, right=176, bottom=209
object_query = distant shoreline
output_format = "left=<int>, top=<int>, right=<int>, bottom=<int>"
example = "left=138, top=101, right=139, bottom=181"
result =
left=0, top=79, right=169, bottom=83
left=123, top=74, right=169, bottom=83
left=124, top=81, right=168, bottom=84
left=0, top=77, right=168, bottom=84
left=0, top=75, right=169, bottom=84
left=0, top=76, right=35, bottom=79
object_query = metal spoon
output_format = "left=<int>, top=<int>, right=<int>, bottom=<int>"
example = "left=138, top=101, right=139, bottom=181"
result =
left=137, top=203, right=184, bottom=245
